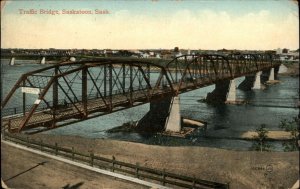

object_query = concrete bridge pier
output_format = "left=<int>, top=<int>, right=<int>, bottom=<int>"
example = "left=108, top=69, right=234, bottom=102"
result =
left=278, top=64, right=288, bottom=73
left=226, top=79, right=236, bottom=103
left=136, top=95, right=181, bottom=133
left=165, top=96, right=181, bottom=132
left=70, top=57, right=76, bottom=62
left=238, top=71, right=262, bottom=90
left=262, top=67, right=280, bottom=83
left=268, top=68, right=275, bottom=81
left=9, top=57, right=15, bottom=66
left=206, top=79, right=237, bottom=103
left=252, top=71, right=262, bottom=89
left=41, top=57, right=46, bottom=64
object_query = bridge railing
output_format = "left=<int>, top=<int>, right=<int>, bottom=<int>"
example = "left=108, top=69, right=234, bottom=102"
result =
left=1, top=98, right=69, bottom=118
left=2, top=82, right=174, bottom=118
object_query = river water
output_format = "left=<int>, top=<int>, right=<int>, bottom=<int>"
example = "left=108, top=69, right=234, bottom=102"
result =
left=1, top=59, right=299, bottom=151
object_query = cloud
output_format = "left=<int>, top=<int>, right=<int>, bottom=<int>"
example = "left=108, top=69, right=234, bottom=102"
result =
left=1, top=8, right=299, bottom=50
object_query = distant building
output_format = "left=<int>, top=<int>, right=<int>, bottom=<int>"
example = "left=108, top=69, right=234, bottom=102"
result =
left=276, top=48, right=282, bottom=54
left=161, top=50, right=172, bottom=59
left=217, top=48, right=231, bottom=55
left=155, top=53, right=161, bottom=59
left=278, top=49, right=299, bottom=61
left=149, top=51, right=155, bottom=56
left=103, top=49, right=113, bottom=57
left=141, top=52, right=150, bottom=58
left=282, top=48, right=289, bottom=54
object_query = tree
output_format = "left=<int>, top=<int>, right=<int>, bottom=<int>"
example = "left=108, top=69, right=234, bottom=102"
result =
left=279, top=117, right=299, bottom=151
left=282, top=48, right=289, bottom=53
left=251, top=124, right=272, bottom=151
left=174, top=47, right=179, bottom=52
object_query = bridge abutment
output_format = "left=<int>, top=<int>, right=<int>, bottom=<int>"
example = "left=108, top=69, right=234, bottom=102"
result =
left=136, top=96, right=181, bottom=133
left=206, top=79, right=237, bottom=103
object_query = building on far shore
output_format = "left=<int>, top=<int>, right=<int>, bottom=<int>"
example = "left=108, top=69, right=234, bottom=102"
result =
left=275, top=48, right=299, bottom=61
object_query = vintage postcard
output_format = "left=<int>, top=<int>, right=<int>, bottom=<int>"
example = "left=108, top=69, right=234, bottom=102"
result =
left=1, top=0, right=299, bottom=189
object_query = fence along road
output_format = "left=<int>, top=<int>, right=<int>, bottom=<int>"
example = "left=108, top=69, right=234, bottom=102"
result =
left=2, top=132, right=229, bottom=189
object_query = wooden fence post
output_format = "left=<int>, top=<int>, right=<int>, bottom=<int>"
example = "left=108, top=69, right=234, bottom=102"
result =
left=27, top=136, right=29, bottom=147
left=162, top=168, right=166, bottom=186
left=72, top=147, right=74, bottom=160
left=226, top=182, right=230, bottom=189
left=8, top=120, right=11, bottom=132
left=40, top=139, right=43, bottom=151
left=112, top=156, right=115, bottom=172
left=136, top=163, right=140, bottom=178
left=55, top=143, right=58, bottom=155
left=2, top=127, right=5, bottom=140
left=192, top=175, right=196, bottom=188
left=90, top=152, right=94, bottom=167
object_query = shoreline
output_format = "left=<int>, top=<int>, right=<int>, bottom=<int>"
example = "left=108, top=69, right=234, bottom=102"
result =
left=1, top=58, right=299, bottom=76
left=106, top=124, right=296, bottom=142
left=280, top=62, right=299, bottom=76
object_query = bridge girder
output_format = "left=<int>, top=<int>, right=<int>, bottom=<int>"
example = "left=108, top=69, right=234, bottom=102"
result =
left=164, top=53, right=280, bottom=95
left=2, top=60, right=175, bottom=132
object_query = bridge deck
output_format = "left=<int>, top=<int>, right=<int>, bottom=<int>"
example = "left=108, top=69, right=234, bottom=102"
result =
left=3, top=77, right=217, bottom=132
left=3, top=89, right=168, bottom=132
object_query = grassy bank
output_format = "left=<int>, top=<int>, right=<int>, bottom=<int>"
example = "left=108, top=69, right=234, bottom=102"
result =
left=17, top=133, right=299, bottom=189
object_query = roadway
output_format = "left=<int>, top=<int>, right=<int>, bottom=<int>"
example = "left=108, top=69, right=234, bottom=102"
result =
left=1, top=142, right=149, bottom=189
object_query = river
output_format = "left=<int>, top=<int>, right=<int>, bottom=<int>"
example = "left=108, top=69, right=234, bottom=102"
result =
left=1, top=59, right=299, bottom=151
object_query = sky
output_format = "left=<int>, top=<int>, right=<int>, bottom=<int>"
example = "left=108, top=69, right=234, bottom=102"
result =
left=1, top=0, right=299, bottom=50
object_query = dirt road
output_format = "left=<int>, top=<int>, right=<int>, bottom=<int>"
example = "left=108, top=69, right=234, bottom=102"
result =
left=1, top=142, right=148, bottom=189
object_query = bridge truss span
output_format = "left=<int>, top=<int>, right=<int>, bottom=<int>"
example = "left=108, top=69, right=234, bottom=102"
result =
left=165, top=54, right=233, bottom=94
left=1, top=53, right=281, bottom=133
left=1, top=60, right=175, bottom=132
left=165, top=53, right=281, bottom=95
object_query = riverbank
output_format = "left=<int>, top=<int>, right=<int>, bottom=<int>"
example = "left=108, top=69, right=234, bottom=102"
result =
left=241, top=131, right=294, bottom=140
left=282, top=62, right=299, bottom=76
left=18, top=133, right=299, bottom=189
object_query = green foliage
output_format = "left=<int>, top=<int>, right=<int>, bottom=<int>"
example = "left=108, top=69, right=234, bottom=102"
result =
left=251, top=124, right=272, bottom=151
left=279, top=117, right=299, bottom=152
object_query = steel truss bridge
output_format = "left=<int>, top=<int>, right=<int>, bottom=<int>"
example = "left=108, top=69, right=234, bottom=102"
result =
left=1, top=53, right=281, bottom=133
